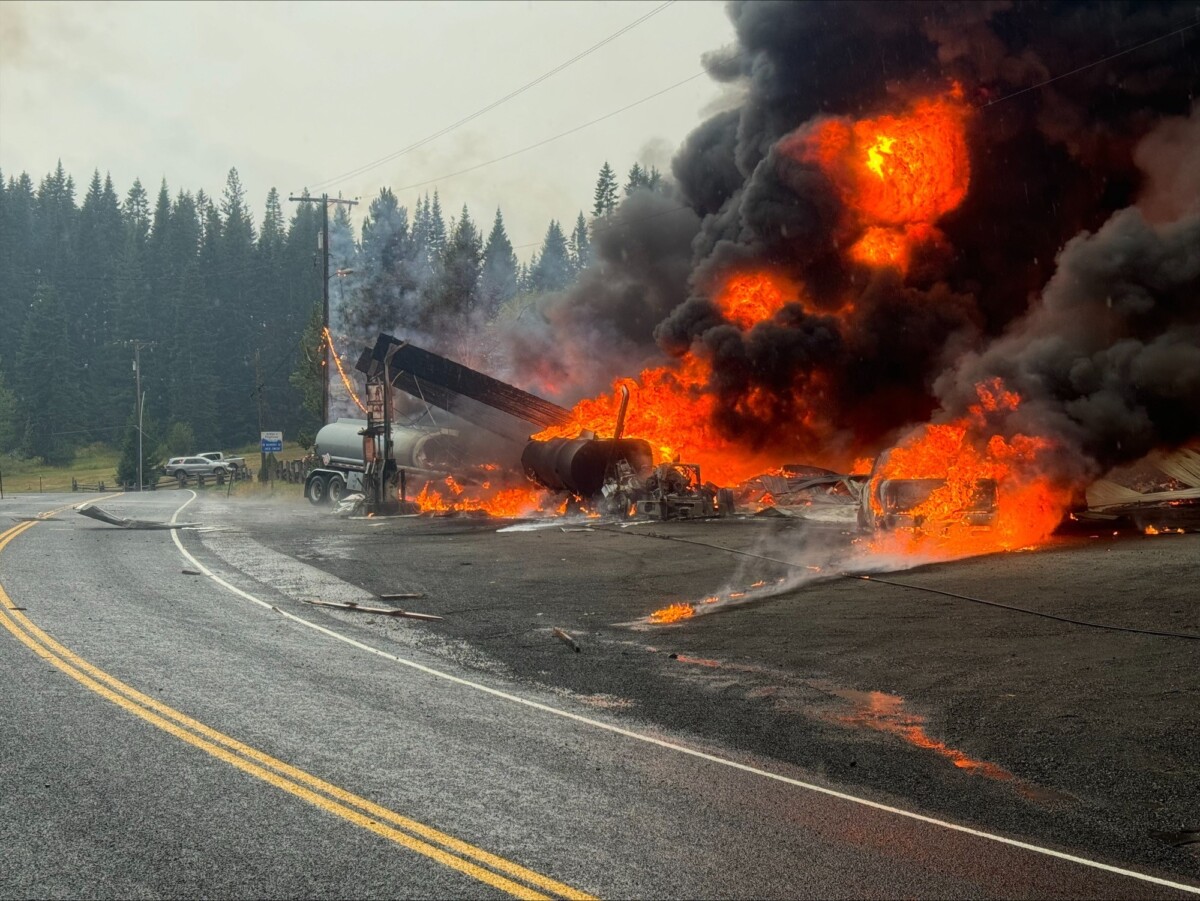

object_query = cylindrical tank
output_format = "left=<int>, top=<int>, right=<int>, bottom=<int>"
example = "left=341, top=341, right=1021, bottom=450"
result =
left=521, top=437, right=654, bottom=497
left=314, top=418, right=459, bottom=471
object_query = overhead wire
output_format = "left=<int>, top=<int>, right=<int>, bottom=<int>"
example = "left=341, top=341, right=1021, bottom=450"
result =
left=310, top=0, right=677, bottom=191
left=598, top=527, right=1200, bottom=641
left=491, top=16, right=1198, bottom=249
left=390, top=71, right=707, bottom=194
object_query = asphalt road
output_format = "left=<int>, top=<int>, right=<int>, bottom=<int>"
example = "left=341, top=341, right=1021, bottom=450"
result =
left=1, top=491, right=1197, bottom=899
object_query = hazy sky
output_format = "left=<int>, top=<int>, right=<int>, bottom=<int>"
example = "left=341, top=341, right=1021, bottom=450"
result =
left=0, top=0, right=738, bottom=256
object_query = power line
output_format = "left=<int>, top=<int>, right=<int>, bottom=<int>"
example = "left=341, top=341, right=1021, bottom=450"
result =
left=391, top=71, right=707, bottom=194
left=510, top=17, right=1199, bottom=251
left=309, top=0, right=677, bottom=191
left=980, top=20, right=1198, bottom=109
left=513, top=202, right=693, bottom=250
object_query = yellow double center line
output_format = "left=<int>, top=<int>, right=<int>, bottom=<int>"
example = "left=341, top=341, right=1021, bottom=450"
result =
left=0, top=517, right=592, bottom=900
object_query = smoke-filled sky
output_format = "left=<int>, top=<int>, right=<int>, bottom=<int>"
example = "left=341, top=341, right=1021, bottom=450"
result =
left=0, top=0, right=735, bottom=254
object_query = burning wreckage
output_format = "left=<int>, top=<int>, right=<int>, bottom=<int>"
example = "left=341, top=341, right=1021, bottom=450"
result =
left=308, top=2, right=1200, bottom=550
left=304, top=333, right=1059, bottom=536
left=305, top=334, right=736, bottom=522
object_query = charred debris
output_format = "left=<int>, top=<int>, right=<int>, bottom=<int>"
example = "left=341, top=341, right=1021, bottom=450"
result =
left=297, top=333, right=1197, bottom=535
left=301, top=333, right=1200, bottom=533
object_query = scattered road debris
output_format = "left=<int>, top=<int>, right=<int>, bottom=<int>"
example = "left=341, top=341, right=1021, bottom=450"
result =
left=305, top=599, right=443, bottom=621
left=11, top=515, right=61, bottom=522
left=181, top=569, right=201, bottom=575
left=552, top=627, right=582, bottom=653
left=378, top=592, right=426, bottom=600
left=77, top=505, right=199, bottom=530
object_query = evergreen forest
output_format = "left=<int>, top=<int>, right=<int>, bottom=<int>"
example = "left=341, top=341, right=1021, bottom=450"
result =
left=0, top=160, right=663, bottom=476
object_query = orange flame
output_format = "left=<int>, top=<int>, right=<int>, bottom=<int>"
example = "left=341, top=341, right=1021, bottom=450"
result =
left=649, top=602, right=695, bottom=624
left=798, top=89, right=970, bottom=273
left=715, top=271, right=792, bottom=329
left=534, top=272, right=842, bottom=485
left=414, top=476, right=552, bottom=518
left=868, top=379, right=1070, bottom=556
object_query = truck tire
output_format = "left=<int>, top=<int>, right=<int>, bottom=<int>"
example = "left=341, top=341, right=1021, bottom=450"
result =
left=327, top=474, right=346, bottom=504
left=307, top=474, right=328, bottom=506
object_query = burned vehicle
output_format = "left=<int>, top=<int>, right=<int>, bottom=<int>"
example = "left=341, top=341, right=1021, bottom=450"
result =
left=859, top=476, right=998, bottom=532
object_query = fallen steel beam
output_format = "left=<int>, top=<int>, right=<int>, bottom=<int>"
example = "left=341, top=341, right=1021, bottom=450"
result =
left=363, top=334, right=572, bottom=431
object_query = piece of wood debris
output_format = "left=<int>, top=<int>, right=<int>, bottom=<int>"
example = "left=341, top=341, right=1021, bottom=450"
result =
left=182, top=569, right=201, bottom=575
left=306, top=599, right=443, bottom=621
left=378, top=592, right=426, bottom=600
left=552, top=627, right=582, bottom=653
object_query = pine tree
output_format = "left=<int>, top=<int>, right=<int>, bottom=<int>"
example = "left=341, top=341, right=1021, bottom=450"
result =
left=289, top=302, right=325, bottom=421
left=344, top=187, right=414, bottom=344
left=530, top=220, right=572, bottom=294
left=624, top=162, right=646, bottom=196
left=74, top=171, right=125, bottom=431
left=33, top=161, right=78, bottom=287
left=15, top=283, right=77, bottom=464
left=479, top=208, right=518, bottom=319
left=114, top=411, right=161, bottom=488
left=592, top=162, right=618, bottom=218
left=429, top=190, right=447, bottom=261
left=0, top=361, right=17, bottom=452
left=437, top=204, right=483, bottom=320
left=569, top=211, right=591, bottom=273
left=0, top=172, right=37, bottom=369
left=215, top=168, right=258, bottom=444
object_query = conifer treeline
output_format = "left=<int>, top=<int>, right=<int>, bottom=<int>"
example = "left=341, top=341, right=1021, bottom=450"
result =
left=0, top=160, right=664, bottom=465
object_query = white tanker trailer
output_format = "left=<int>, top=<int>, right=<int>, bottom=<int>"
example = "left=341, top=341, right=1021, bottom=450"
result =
left=304, top=418, right=462, bottom=505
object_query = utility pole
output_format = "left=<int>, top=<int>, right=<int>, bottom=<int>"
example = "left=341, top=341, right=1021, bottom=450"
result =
left=288, top=193, right=358, bottom=425
left=253, top=350, right=267, bottom=482
left=126, top=340, right=155, bottom=491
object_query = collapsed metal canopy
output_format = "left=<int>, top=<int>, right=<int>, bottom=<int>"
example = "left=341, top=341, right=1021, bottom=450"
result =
left=357, top=334, right=573, bottom=441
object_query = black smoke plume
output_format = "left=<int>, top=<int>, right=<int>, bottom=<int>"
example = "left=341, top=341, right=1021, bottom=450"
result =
left=508, top=0, right=1198, bottom=476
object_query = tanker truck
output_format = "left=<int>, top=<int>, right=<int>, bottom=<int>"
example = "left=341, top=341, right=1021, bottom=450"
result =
left=304, top=418, right=463, bottom=506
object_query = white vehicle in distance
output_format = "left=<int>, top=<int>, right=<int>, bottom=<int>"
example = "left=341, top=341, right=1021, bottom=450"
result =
left=197, top=451, right=246, bottom=471
left=164, top=456, right=233, bottom=483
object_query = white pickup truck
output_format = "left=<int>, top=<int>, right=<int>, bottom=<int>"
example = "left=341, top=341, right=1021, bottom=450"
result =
left=198, top=451, right=247, bottom=471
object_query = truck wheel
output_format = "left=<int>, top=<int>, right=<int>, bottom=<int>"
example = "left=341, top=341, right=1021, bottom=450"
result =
left=307, top=475, right=328, bottom=506
left=327, top=474, right=346, bottom=504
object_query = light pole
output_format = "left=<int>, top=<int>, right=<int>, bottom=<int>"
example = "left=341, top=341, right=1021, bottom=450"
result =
left=127, top=340, right=154, bottom=490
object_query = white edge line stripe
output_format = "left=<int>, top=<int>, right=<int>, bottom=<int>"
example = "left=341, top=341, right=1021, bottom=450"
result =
left=167, top=491, right=1200, bottom=896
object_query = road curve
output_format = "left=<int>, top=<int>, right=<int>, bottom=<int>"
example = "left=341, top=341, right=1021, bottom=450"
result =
left=1, top=492, right=1195, bottom=899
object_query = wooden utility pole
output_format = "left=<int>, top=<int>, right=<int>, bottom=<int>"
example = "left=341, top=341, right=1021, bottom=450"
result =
left=288, top=193, right=358, bottom=425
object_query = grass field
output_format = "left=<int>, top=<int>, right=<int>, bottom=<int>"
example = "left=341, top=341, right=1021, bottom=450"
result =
left=0, top=441, right=311, bottom=496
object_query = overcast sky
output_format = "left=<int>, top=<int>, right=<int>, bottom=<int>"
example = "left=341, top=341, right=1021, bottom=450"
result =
left=0, top=0, right=738, bottom=256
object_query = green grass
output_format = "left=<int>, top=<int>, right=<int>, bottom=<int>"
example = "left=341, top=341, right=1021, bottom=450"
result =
left=0, top=441, right=310, bottom=495
left=0, top=443, right=121, bottom=494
